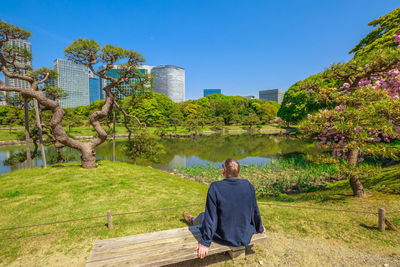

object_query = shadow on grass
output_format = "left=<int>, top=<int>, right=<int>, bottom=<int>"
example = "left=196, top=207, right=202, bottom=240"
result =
left=265, top=190, right=350, bottom=204
left=180, top=219, right=191, bottom=227
left=50, top=164, right=81, bottom=168
left=359, top=223, right=379, bottom=231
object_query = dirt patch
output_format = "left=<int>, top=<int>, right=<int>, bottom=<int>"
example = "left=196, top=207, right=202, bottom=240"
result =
left=170, top=232, right=400, bottom=267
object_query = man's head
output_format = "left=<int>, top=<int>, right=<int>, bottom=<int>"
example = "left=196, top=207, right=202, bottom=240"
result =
left=222, top=158, right=240, bottom=178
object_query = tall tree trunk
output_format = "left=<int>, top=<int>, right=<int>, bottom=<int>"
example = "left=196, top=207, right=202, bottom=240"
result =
left=112, top=107, right=116, bottom=162
left=81, top=144, right=97, bottom=169
left=348, top=148, right=366, bottom=198
left=23, top=98, right=32, bottom=169
left=33, top=99, right=46, bottom=168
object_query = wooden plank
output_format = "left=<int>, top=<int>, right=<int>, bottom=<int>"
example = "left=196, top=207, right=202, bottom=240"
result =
left=93, top=226, right=201, bottom=247
left=88, top=227, right=201, bottom=262
left=95, top=226, right=201, bottom=244
left=86, top=226, right=267, bottom=267
left=87, top=241, right=230, bottom=267
left=87, top=227, right=202, bottom=264
left=88, top=233, right=202, bottom=262
left=87, top=233, right=266, bottom=266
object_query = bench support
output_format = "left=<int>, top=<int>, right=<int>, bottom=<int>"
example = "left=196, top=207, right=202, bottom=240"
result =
left=228, top=246, right=246, bottom=260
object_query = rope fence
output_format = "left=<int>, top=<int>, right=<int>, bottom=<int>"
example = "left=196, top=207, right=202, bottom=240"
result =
left=0, top=203, right=204, bottom=232
left=0, top=202, right=398, bottom=235
left=257, top=202, right=378, bottom=214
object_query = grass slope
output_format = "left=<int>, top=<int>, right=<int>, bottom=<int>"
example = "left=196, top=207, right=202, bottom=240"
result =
left=327, top=164, right=400, bottom=194
left=0, top=161, right=207, bottom=265
left=0, top=161, right=400, bottom=266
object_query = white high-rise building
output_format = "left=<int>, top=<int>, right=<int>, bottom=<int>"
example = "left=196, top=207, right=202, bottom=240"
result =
left=101, top=64, right=185, bottom=103
left=151, top=65, right=185, bottom=103
left=4, top=39, right=32, bottom=103
left=54, top=59, right=89, bottom=108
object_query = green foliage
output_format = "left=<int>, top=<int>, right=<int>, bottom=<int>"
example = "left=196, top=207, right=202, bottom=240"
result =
left=301, top=85, right=400, bottom=159
left=122, top=91, right=179, bottom=126
left=0, top=105, right=23, bottom=126
left=243, top=112, right=261, bottom=129
left=0, top=20, right=31, bottom=40
left=64, top=38, right=145, bottom=68
left=27, top=67, right=58, bottom=80
left=41, top=84, right=67, bottom=100
left=63, top=108, right=84, bottom=132
left=124, top=129, right=165, bottom=163
left=349, top=7, right=400, bottom=57
left=210, top=116, right=225, bottom=131
left=324, top=47, right=400, bottom=88
left=170, top=111, right=184, bottom=131
left=175, top=154, right=345, bottom=195
left=278, top=73, right=340, bottom=123
left=194, top=94, right=278, bottom=125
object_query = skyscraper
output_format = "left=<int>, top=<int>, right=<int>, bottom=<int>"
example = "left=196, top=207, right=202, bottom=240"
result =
left=100, top=64, right=185, bottom=103
left=101, top=65, right=151, bottom=99
left=54, top=59, right=89, bottom=108
left=4, top=39, right=32, bottom=102
left=259, top=89, right=285, bottom=104
left=89, top=69, right=101, bottom=103
left=151, top=65, right=185, bottom=102
left=203, top=89, right=221, bottom=97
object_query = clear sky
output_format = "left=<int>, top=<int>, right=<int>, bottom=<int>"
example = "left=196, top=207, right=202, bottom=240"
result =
left=1, top=0, right=399, bottom=100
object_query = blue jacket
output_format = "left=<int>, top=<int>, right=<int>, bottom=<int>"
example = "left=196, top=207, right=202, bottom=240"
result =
left=199, top=178, right=264, bottom=247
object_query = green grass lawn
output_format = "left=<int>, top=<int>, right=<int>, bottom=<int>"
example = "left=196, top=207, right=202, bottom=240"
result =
left=0, top=129, right=23, bottom=141
left=1, top=161, right=399, bottom=265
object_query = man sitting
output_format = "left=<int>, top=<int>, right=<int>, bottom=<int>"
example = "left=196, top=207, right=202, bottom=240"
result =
left=183, top=158, right=265, bottom=259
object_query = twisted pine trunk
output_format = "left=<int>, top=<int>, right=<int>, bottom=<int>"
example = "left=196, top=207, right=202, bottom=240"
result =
left=1, top=81, right=115, bottom=169
left=348, top=148, right=366, bottom=198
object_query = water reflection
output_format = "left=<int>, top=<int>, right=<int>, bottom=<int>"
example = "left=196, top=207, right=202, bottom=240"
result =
left=0, top=134, right=316, bottom=175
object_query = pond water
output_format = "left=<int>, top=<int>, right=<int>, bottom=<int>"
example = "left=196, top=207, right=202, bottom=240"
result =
left=0, top=134, right=316, bottom=175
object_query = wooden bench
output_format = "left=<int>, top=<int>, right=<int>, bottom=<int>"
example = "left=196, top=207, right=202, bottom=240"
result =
left=86, top=225, right=267, bottom=266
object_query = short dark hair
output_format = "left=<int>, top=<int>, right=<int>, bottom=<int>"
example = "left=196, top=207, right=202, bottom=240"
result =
left=223, top=158, right=240, bottom=178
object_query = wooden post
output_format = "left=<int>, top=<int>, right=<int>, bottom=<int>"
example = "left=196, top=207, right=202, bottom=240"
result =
left=33, top=99, right=46, bottom=168
left=228, top=246, right=246, bottom=260
left=107, top=210, right=113, bottom=229
left=23, top=98, right=32, bottom=169
left=112, top=108, right=116, bottom=162
left=378, top=208, right=385, bottom=232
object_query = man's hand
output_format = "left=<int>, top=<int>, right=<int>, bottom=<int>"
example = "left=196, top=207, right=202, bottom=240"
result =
left=196, top=243, right=209, bottom=259
left=262, top=225, right=266, bottom=234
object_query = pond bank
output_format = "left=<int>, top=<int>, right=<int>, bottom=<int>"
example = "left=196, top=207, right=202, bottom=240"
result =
left=0, top=127, right=292, bottom=146
left=0, top=134, right=313, bottom=175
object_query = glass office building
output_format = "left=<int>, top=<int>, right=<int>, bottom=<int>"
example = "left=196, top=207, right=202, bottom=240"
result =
left=54, top=59, right=90, bottom=108
left=89, top=78, right=100, bottom=103
left=204, top=89, right=222, bottom=97
left=102, top=66, right=149, bottom=99
left=89, top=70, right=101, bottom=103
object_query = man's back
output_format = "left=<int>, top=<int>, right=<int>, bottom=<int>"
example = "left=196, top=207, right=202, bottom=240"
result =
left=199, top=178, right=263, bottom=247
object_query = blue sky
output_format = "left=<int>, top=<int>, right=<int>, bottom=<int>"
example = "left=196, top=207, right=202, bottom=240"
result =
left=1, top=0, right=399, bottom=100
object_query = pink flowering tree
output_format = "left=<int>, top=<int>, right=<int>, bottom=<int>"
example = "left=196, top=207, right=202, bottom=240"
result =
left=301, top=27, right=400, bottom=198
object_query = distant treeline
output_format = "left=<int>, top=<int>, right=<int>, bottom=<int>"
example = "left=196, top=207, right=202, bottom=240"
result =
left=0, top=92, right=280, bottom=130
